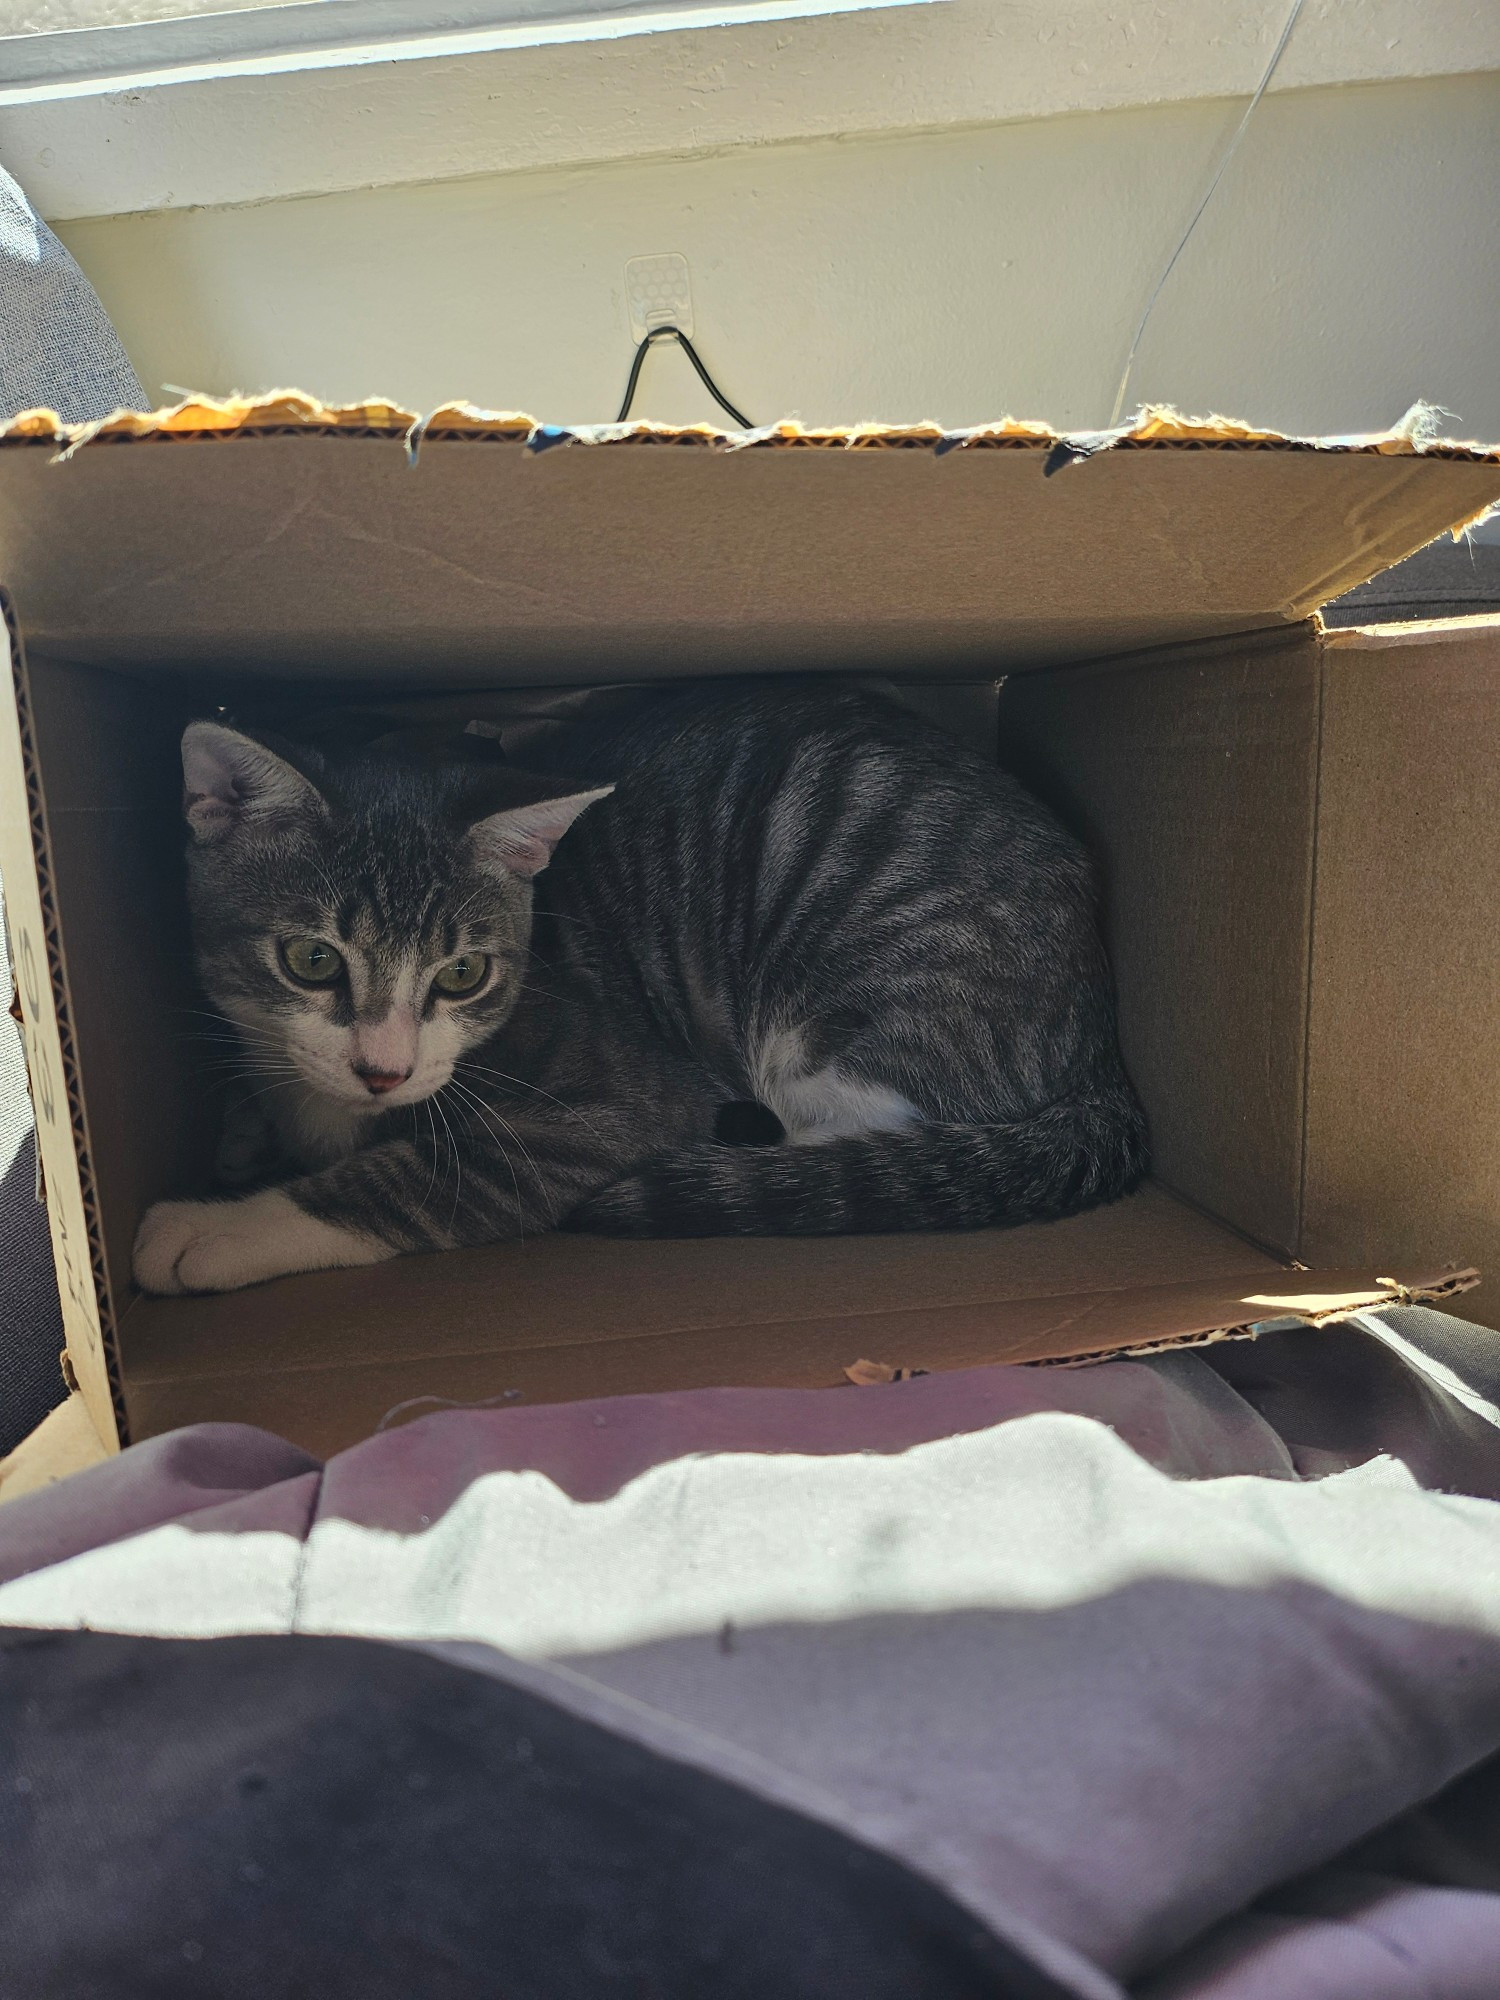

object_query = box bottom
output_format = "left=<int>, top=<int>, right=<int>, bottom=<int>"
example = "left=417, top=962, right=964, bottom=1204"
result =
left=118, top=1182, right=1288, bottom=1457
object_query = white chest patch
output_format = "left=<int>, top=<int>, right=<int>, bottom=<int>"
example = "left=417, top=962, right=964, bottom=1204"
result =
left=754, top=1025, right=922, bottom=1146
left=274, top=1090, right=382, bottom=1171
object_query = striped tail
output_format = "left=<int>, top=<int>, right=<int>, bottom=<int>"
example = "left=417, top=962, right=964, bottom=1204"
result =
left=564, top=1093, right=1148, bottom=1238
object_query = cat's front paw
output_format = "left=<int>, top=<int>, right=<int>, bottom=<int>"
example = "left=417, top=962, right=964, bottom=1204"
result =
left=132, top=1190, right=391, bottom=1295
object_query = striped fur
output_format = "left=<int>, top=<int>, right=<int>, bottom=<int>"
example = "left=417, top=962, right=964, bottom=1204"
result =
left=141, top=683, right=1146, bottom=1292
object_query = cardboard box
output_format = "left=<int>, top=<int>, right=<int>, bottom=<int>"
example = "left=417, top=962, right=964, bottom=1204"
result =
left=1, top=397, right=1497, bottom=1464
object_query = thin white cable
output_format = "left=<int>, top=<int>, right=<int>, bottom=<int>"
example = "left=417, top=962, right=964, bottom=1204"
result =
left=1107, top=0, right=1308, bottom=428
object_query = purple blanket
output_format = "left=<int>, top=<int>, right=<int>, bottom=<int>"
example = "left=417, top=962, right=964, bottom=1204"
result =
left=3, top=1315, right=1500, bottom=1996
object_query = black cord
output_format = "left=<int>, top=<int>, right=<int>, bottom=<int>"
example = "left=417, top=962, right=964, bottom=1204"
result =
left=617, top=325, right=752, bottom=429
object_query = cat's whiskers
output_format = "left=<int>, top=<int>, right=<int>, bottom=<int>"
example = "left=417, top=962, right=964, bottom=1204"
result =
left=500, top=944, right=579, bottom=989
left=178, top=1025, right=287, bottom=1052
left=451, top=1079, right=554, bottom=1222
left=301, top=854, right=346, bottom=921
left=453, top=1060, right=602, bottom=1138
left=238, top=1078, right=309, bottom=1101
left=179, top=1024, right=297, bottom=1064
left=429, top=1085, right=464, bottom=1237
left=445, top=1074, right=538, bottom=1174
left=189, top=1048, right=304, bottom=1080
left=442, top=1079, right=540, bottom=1238
left=176, top=1007, right=284, bottom=1037
left=416, top=1098, right=441, bottom=1219
left=441, top=1080, right=522, bottom=1230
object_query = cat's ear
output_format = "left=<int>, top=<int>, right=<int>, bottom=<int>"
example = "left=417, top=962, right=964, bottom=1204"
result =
left=181, top=722, right=326, bottom=844
left=467, top=786, right=613, bottom=880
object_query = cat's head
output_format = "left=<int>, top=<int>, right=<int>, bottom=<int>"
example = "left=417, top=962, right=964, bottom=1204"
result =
left=179, top=720, right=610, bottom=1112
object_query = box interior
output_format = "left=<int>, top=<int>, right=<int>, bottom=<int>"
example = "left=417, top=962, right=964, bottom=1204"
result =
left=7, top=419, right=1500, bottom=1457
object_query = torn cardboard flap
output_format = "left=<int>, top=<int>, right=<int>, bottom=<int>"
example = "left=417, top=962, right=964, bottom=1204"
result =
left=844, top=1267, right=1481, bottom=1382
left=2, top=392, right=1496, bottom=457
left=0, top=399, right=1497, bottom=682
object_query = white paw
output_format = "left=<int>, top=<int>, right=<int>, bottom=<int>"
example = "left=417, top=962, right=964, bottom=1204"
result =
left=132, top=1190, right=391, bottom=1296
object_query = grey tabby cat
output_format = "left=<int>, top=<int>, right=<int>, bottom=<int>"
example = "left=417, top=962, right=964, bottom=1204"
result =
left=133, top=683, right=1146, bottom=1295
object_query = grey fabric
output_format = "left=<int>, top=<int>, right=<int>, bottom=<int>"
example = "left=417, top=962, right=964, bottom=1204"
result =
left=1381, top=1301, right=1500, bottom=1410
left=1136, top=1868, right=1500, bottom=1999
left=0, top=162, right=143, bottom=424
left=0, top=890, right=66, bottom=1455
left=1321, top=518, right=1500, bottom=626
left=1205, top=1305, right=1500, bottom=1496
left=5, top=1332, right=1500, bottom=1997
left=4, top=1628, right=1059, bottom=2000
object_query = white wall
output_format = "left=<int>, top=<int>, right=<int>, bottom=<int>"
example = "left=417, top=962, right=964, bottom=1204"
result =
left=15, top=0, right=1500, bottom=221
left=57, top=69, right=1500, bottom=440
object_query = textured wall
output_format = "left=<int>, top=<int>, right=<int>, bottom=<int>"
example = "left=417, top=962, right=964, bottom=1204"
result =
left=57, top=72, right=1500, bottom=439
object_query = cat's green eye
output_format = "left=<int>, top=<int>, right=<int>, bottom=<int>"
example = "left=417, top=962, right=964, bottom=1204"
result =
left=433, top=953, right=489, bottom=997
left=279, top=937, right=345, bottom=986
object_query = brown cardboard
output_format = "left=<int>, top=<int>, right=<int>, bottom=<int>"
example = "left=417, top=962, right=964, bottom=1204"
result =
left=119, top=1182, right=1267, bottom=1382
left=18, top=655, right=216, bottom=1317
left=0, top=417, right=1498, bottom=683
left=115, top=1182, right=1475, bottom=1459
left=0, top=1392, right=110, bottom=1503
left=2, top=403, right=1498, bottom=1459
left=119, top=1266, right=1478, bottom=1464
left=1000, top=625, right=1321, bottom=1254
left=1302, top=616, right=1500, bottom=1322
left=120, top=1186, right=1275, bottom=1455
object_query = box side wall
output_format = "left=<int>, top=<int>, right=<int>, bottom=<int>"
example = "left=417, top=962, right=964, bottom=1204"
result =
left=19, top=656, right=217, bottom=1362
left=1302, top=619, right=1500, bottom=1313
left=1000, top=627, right=1321, bottom=1253
left=0, top=619, right=121, bottom=1446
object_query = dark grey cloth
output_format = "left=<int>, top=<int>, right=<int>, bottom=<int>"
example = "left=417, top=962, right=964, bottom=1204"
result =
left=1205, top=1304, right=1500, bottom=1497
left=0, top=1626, right=1062, bottom=2000
left=1321, top=526, right=1500, bottom=626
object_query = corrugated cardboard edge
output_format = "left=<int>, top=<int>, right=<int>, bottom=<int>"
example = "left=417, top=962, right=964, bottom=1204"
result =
left=0, top=597, right=122, bottom=1450
left=0, top=393, right=1497, bottom=481
left=843, top=1266, right=1481, bottom=1381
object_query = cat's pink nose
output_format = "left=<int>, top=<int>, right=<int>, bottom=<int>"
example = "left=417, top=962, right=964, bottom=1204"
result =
left=354, top=1064, right=411, bottom=1096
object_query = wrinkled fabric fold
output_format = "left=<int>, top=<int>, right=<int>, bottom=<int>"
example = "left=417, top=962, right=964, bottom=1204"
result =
left=4, top=1316, right=1500, bottom=1995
